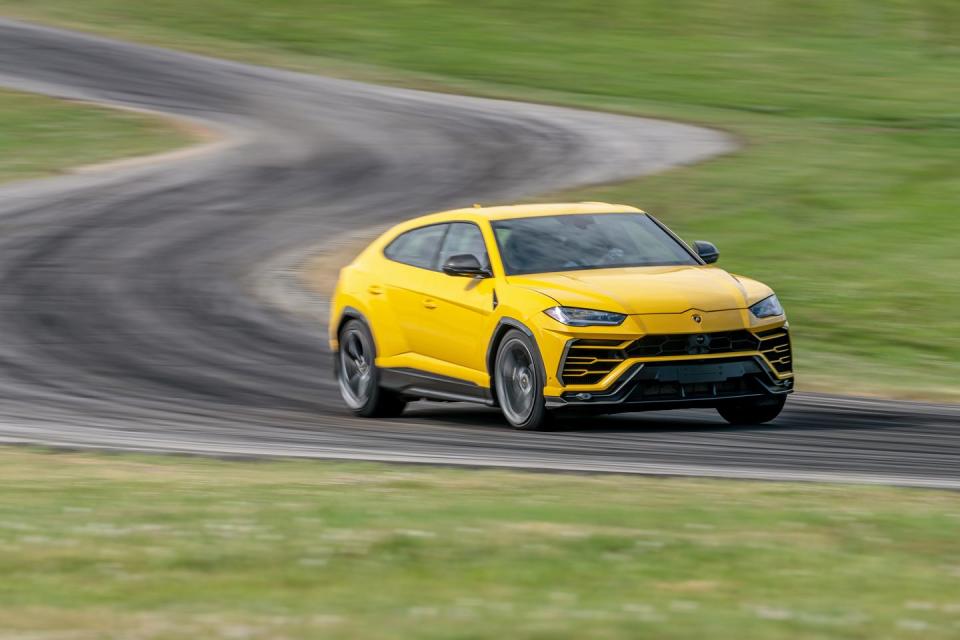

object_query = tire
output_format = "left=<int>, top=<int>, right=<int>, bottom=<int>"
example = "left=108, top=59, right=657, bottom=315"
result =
left=493, top=330, right=551, bottom=430
left=336, top=319, right=406, bottom=418
left=716, top=395, right=786, bottom=425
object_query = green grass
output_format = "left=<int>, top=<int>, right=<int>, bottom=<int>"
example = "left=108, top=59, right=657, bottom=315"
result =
left=3, top=1, right=959, bottom=398
left=0, top=89, right=194, bottom=183
left=1, top=449, right=959, bottom=639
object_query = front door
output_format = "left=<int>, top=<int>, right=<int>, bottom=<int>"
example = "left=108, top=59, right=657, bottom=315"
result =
left=410, top=222, right=495, bottom=382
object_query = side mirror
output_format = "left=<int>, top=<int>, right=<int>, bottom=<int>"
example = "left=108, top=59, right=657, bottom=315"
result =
left=693, top=240, right=719, bottom=264
left=442, top=254, right=490, bottom=277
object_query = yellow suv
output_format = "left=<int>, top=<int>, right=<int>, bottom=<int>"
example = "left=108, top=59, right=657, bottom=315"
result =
left=330, top=203, right=792, bottom=429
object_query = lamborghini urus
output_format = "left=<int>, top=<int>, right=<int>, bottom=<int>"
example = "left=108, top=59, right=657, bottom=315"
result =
left=330, top=203, right=792, bottom=429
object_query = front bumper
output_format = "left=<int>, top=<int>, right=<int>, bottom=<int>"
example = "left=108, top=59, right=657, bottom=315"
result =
left=537, top=308, right=793, bottom=395
left=545, top=355, right=792, bottom=413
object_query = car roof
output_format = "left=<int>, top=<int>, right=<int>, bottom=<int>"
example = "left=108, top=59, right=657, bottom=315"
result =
left=407, top=202, right=645, bottom=226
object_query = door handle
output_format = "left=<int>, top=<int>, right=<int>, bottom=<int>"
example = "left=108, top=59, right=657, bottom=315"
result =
left=368, top=285, right=384, bottom=296
left=422, top=298, right=438, bottom=309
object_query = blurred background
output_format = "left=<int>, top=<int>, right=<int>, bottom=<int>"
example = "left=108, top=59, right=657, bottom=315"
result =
left=3, top=0, right=958, bottom=398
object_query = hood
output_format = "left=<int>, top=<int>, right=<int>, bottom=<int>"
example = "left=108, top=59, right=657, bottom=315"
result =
left=508, top=265, right=772, bottom=315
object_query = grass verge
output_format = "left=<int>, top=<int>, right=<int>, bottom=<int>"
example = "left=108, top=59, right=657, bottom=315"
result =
left=0, top=89, right=195, bottom=184
left=3, top=2, right=958, bottom=399
left=1, top=448, right=959, bottom=639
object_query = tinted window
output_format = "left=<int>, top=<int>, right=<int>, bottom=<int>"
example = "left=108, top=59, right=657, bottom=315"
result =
left=492, top=213, right=697, bottom=275
left=384, top=224, right=448, bottom=270
left=438, top=222, right=489, bottom=269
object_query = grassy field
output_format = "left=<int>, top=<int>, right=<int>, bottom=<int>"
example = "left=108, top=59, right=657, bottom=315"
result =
left=0, top=89, right=193, bottom=183
left=2, top=1, right=958, bottom=399
left=0, top=448, right=957, bottom=639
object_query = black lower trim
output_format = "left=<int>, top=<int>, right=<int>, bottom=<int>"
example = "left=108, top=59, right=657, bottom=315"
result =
left=546, top=356, right=792, bottom=412
left=380, top=367, right=495, bottom=406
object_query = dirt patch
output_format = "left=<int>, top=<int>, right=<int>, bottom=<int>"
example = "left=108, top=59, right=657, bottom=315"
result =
left=66, top=100, right=228, bottom=175
left=302, top=229, right=385, bottom=296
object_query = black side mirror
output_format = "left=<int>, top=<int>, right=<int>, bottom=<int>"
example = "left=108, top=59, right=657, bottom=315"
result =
left=693, top=240, right=719, bottom=264
left=442, top=254, right=490, bottom=277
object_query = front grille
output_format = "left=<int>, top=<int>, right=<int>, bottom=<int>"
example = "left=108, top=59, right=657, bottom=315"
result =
left=559, top=339, right=626, bottom=385
left=559, top=327, right=793, bottom=387
left=625, top=330, right=758, bottom=358
left=630, top=377, right=754, bottom=402
left=756, top=328, right=792, bottom=374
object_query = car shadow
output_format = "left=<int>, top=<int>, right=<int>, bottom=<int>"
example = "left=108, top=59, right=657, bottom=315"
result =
left=395, top=400, right=885, bottom=434
left=399, top=402, right=745, bottom=433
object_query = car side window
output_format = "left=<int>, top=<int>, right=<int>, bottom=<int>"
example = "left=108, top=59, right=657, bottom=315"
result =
left=383, top=224, right=449, bottom=270
left=438, top=222, right=489, bottom=269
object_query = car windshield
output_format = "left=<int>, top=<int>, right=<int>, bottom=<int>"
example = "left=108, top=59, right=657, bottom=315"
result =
left=492, top=213, right=698, bottom=275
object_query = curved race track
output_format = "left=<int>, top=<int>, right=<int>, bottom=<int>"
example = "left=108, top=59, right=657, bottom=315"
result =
left=0, top=20, right=958, bottom=488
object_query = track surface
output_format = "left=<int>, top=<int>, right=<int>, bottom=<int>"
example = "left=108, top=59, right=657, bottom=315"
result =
left=0, top=20, right=957, bottom=488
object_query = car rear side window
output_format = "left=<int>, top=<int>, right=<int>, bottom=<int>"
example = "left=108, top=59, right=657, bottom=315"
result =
left=437, top=222, right=489, bottom=270
left=383, top=224, right=448, bottom=270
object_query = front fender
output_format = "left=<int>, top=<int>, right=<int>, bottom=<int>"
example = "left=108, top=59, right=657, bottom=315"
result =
left=485, top=285, right=562, bottom=396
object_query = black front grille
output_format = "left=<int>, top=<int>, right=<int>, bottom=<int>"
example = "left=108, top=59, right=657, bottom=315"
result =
left=625, top=330, right=758, bottom=358
left=626, top=358, right=767, bottom=402
left=756, top=328, right=792, bottom=374
left=630, top=377, right=755, bottom=402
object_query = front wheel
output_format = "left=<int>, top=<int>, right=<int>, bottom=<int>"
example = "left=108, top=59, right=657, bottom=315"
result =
left=336, top=319, right=406, bottom=418
left=494, top=330, right=551, bottom=430
left=716, top=395, right=786, bottom=425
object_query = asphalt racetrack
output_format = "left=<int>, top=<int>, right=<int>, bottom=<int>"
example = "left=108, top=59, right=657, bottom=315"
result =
left=0, top=20, right=958, bottom=489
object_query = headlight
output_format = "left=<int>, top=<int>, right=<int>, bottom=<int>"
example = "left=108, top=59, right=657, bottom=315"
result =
left=749, top=294, right=784, bottom=318
left=544, top=306, right=626, bottom=327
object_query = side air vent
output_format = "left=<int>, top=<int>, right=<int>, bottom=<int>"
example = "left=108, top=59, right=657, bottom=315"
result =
left=559, top=339, right=627, bottom=385
left=755, top=327, right=793, bottom=375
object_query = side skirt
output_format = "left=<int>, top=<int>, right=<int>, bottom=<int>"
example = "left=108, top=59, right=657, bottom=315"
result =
left=380, top=368, right=495, bottom=406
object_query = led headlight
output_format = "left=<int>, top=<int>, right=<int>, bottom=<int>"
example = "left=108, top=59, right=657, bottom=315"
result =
left=544, top=306, right=626, bottom=327
left=749, top=294, right=784, bottom=318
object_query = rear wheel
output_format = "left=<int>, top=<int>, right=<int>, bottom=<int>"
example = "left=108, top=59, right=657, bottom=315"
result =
left=716, top=395, right=786, bottom=425
left=336, top=319, right=406, bottom=417
left=494, top=330, right=550, bottom=430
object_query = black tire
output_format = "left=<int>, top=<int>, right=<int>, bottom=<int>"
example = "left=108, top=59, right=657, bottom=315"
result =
left=336, top=319, right=406, bottom=418
left=716, top=395, right=786, bottom=425
left=493, top=330, right=551, bottom=430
